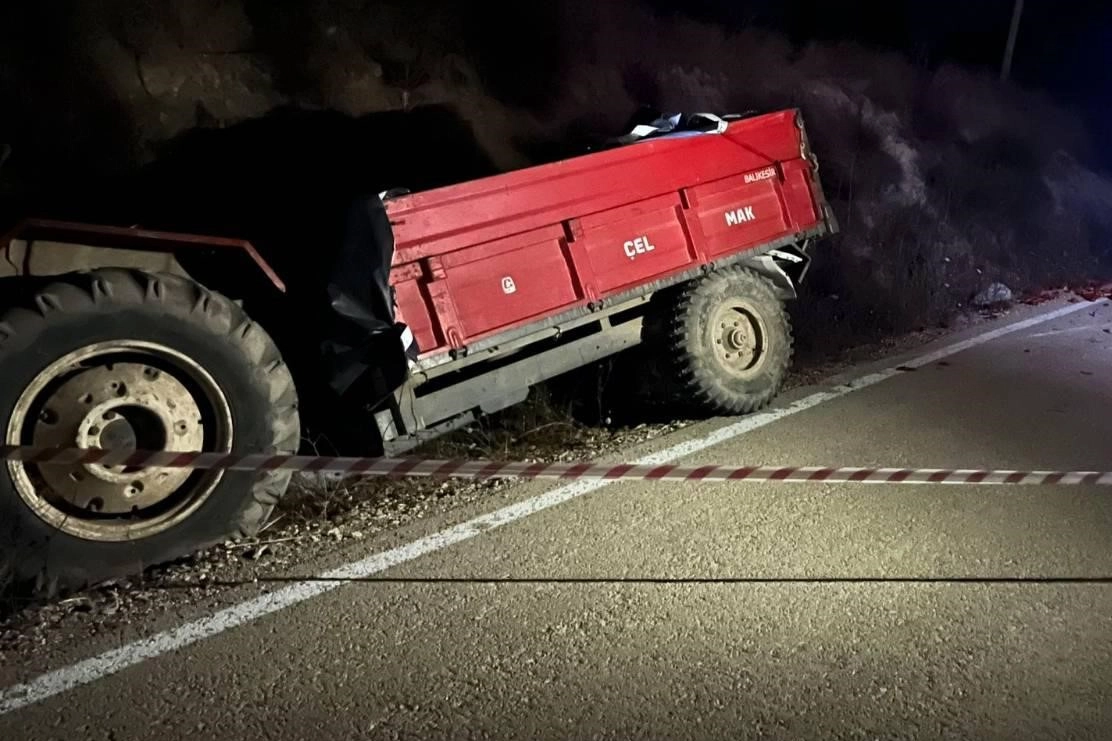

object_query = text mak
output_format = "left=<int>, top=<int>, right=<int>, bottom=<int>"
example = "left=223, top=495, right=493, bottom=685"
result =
left=725, top=206, right=756, bottom=227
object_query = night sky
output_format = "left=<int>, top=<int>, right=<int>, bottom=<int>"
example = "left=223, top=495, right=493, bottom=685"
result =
left=651, top=0, right=1112, bottom=159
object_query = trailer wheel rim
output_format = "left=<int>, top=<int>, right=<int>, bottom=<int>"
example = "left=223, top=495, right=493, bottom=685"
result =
left=6, top=341, right=232, bottom=542
left=709, top=298, right=768, bottom=379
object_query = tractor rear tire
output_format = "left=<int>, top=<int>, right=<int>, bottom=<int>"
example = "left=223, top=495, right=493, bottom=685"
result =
left=669, top=265, right=793, bottom=415
left=0, top=269, right=300, bottom=597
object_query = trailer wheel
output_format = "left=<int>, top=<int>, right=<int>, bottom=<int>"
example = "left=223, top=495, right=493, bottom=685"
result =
left=0, top=269, right=299, bottom=596
left=670, top=265, right=792, bottom=415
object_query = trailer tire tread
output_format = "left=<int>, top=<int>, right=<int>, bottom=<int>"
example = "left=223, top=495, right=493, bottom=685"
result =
left=668, top=265, right=793, bottom=415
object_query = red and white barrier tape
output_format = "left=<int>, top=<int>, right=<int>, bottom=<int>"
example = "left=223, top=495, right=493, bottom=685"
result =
left=1, top=445, right=1111, bottom=486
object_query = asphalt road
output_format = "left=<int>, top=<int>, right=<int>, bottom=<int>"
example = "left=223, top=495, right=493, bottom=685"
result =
left=2, top=298, right=1112, bottom=740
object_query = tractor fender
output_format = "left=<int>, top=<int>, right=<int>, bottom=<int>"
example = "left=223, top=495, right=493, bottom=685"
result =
left=0, top=219, right=286, bottom=293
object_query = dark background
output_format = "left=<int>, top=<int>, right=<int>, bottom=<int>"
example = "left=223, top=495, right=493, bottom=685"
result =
left=651, top=0, right=1112, bottom=165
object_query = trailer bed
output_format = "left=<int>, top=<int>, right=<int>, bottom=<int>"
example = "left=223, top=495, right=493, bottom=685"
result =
left=384, top=109, right=836, bottom=365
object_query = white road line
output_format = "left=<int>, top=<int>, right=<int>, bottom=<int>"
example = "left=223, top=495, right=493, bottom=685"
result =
left=1028, top=325, right=1100, bottom=338
left=0, top=300, right=1094, bottom=715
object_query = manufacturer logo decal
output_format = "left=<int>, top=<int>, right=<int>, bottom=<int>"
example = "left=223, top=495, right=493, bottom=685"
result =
left=725, top=206, right=756, bottom=226
left=501, top=276, right=517, bottom=294
left=744, top=167, right=777, bottom=184
left=623, top=235, right=656, bottom=260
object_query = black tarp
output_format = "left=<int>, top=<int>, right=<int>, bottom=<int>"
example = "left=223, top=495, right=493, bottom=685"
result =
left=320, top=189, right=417, bottom=400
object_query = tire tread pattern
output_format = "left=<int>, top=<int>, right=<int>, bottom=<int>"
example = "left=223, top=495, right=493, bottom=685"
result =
left=0, top=269, right=300, bottom=595
left=667, top=265, right=793, bottom=415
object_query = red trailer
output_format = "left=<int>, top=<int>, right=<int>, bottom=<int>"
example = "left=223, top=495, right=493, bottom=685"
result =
left=376, top=108, right=835, bottom=450
left=0, top=107, right=836, bottom=592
